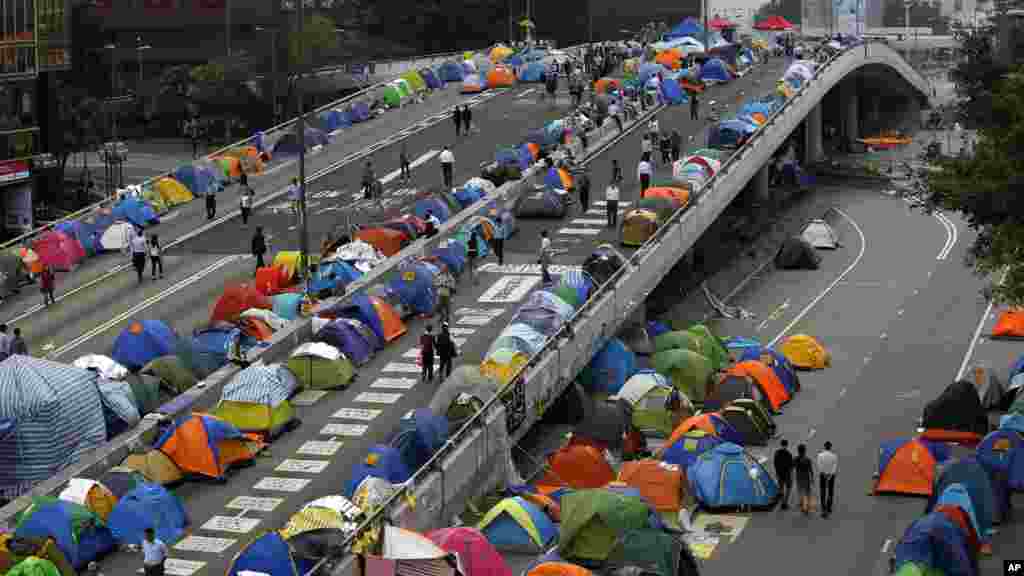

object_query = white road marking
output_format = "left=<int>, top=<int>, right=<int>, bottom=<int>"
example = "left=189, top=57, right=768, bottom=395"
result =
left=448, top=327, right=476, bottom=335
left=935, top=212, right=958, bottom=261
left=881, top=538, right=893, bottom=553
left=355, top=392, right=404, bottom=404
left=290, top=390, right=329, bottom=406
left=593, top=200, right=632, bottom=207
left=880, top=332, right=887, bottom=339
left=174, top=536, right=237, bottom=554
left=253, top=477, right=311, bottom=492
left=585, top=208, right=625, bottom=215
left=298, top=439, right=345, bottom=455
left=457, top=316, right=493, bottom=326
left=275, top=459, right=330, bottom=473
left=517, top=88, right=537, bottom=97
left=136, top=559, right=206, bottom=576
left=372, top=377, right=419, bottom=389
left=381, top=362, right=421, bottom=373
left=201, top=516, right=261, bottom=534
left=477, top=263, right=582, bottom=275
left=319, top=423, right=368, bottom=436
left=956, top=269, right=1007, bottom=380
left=381, top=149, right=439, bottom=183
left=226, top=496, right=283, bottom=512
left=557, top=228, right=602, bottom=236
left=479, top=275, right=541, bottom=303
left=839, top=387, right=847, bottom=399
left=454, top=307, right=506, bottom=317
left=332, top=408, right=382, bottom=421
left=768, top=208, right=867, bottom=347
left=570, top=218, right=607, bottom=226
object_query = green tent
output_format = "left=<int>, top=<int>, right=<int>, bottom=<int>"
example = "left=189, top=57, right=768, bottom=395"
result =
left=687, top=324, right=729, bottom=370
left=893, top=563, right=945, bottom=576
left=1011, top=392, right=1024, bottom=416
left=382, top=85, right=403, bottom=108
left=125, top=373, right=164, bottom=414
left=401, top=70, right=427, bottom=92
left=141, top=356, right=197, bottom=395
left=5, top=557, right=62, bottom=576
left=559, top=489, right=653, bottom=562
left=606, top=529, right=683, bottom=576
left=553, top=283, right=581, bottom=309
left=653, top=330, right=710, bottom=356
left=652, top=348, right=714, bottom=403
left=394, top=79, right=412, bottom=98
left=286, top=343, right=356, bottom=390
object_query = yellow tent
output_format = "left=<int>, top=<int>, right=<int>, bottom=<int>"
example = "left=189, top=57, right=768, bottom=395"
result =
left=58, top=478, right=118, bottom=522
left=490, top=44, right=514, bottom=62
left=154, top=177, right=194, bottom=206
left=480, top=348, right=528, bottom=384
left=400, top=70, right=427, bottom=92
left=779, top=334, right=830, bottom=370
left=273, top=251, right=321, bottom=278
left=121, top=450, right=184, bottom=485
left=141, top=185, right=169, bottom=214
left=280, top=495, right=361, bottom=541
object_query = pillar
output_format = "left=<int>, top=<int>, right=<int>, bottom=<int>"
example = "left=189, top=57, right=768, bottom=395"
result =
left=752, top=164, right=771, bottom=205
left=804, top=102, right=823, bottom=165
left=841, top=80, right=859, bottom=148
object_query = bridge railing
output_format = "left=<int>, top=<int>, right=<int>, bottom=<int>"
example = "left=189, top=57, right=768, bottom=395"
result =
left=307, top=39, right=923, bottom=574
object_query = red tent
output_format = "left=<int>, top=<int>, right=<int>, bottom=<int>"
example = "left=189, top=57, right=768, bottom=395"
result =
left=709, top=17, right=737, bottom=29
left=33, top=230, right=86, bottom=271
left=754, top=15, right=794, bottom=30
left=210, top=283, right=272, bottom=323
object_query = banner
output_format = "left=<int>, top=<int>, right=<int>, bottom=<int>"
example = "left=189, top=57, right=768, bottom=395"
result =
left=4, top=182, right=33, bottom=234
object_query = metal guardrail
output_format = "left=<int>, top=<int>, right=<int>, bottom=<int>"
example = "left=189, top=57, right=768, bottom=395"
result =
left=318, top=40, right=929, bottom=569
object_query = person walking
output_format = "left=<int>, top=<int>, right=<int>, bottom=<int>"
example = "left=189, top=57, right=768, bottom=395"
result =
left=240, top=186, right=254, bottom=226
left=424, top=209, right=441, bottom=237
left=140, top=528, right=168, bottom=576
left=439, top=146, right=455, bottom=189
left=671, top=129, right=682, bottom=162
left=238, top=165, right=248, bottom=190
left=690, top=92, right=700, bottom=121
left=637, top=155, right=652, bottom=194
left=361, top=161, right=375, bottom=200
left=205, top=190, right=217, bottom=220
left=436, top=322, right=456, bottom=380
left=10, top=328, right=27, bottom=356
left=539, top=230, right=553, bottom=284
left=817, top=441, right=838, bottom=517
left=252, top=226, right=268, bottom=271
left=648, top=117, right=659, bottom=141
left=641, top=133, right=653, bottom=160
left=608, top=99, right=623, bottom=132
left=0, top=324, right=11, bottom=362
left=400, top=143, right=411, bottom=182
left=492, top=212, right=507, bottom=266
left=420, top=325, right=436, bottom=383
left=436, top=268, right=454, bottom=323
left=467, top=228, right=480, bottom=285
left=773, top=439, right=794, bottom=510
left=453, top=106, right=463, bottom=137
left=462, top=105, right=473, bottom=134
left=40, top=265, right=55, bottom=306
left=577, top=169, right=591, bottom=212
left=660, top=130, right=673, bottom=165
left=149, top=235, right=164, bottom=279
left=794, top=443, right=815, bottom=516
left=129, top=229, right=148, bottom=283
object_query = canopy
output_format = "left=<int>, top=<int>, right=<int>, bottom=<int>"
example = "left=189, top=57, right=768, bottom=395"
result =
left=112, top=320, right=177, bottom=371
left=154, top=413, right=262, bottom=480
left=754, top=15, right=793, bottom=30
left=688, top=443, right=778, bottom=509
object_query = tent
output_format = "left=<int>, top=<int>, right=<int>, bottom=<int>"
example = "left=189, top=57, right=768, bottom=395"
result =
left=390, top=262, right=437, bottom=315
left=211, top=283, right=272, bottom=324
left=181, top=327, right=241, bottom=378
left=643, top=186, right=690, bottom=205
left=875, top=438, right=952, bottom=496
left=554, top=270, right=593, bottom=310
left=935, top=484, right=982, bottom=547
left=111, top=197, right=159, bottom=228
left=616, top=459, right=687, bottom=512
left=801, top=219, right=839, bottom=249
left=732, top=344, right=800, bottom=396
left=967, top=365, right=1006, bottom=410
left=381, top=84, right=407, bottom=108
left=389, top=408, right=449, bottom=472
left=922, top=381, right=989, bottom=440
left=753, top=15, right=793, bottom=30
left=428, top=527, right=512, bottom=576
left=977, top=427, right=1024, bottom=490
left=660, top=429, right=726, bottom=468
left=32, top=230, right=85, bottom=271
left=707, top=120, right=757, bottom=149
left=583, top=244, right=626, bottom=286
left=14, top=499, right=115, bottom=570
left=611, top=370, right=691, bottom=437
left=58, top=478, right=117, bottom=522
left=574, top=400, right=632, bottom=452
left=700, top=58, right=732, bottom=82
left=686, top=324, right=729, bottom=369
left=0, top=357, right=107, bottom=499
left=413, top=198, right=452, bottom=222
left=544, top=166, right=574, bottom=191
left=153, top=177, right=193, bottom=206
left=704, top=373, right=756, bottom=411
left=173, top=164, right=219, bottom=196
left=111, top=320, right=177, bottom=371
left=665, top=17, right=703, bottom=39
left=622, top=210, right=660, bottom=247
left=287, top=342, right=355, bottom=390
left=73, top=354, right=128, bottom=380
left=309, top=260, right=361, bottom=295
left=516, top=187, right=569, bottom=218
left=4, top=557, right=63, bottom=576
left=462, top=74, right=486, bottom=93
left=779, top=334, right=830, bottom=370
left=372, top=527, right=459, bottom=576
left=719, top=404, right=771, bottom=445
left=274, top=127, right=329, bottom=155
left=518, top=62, right=546, bottom=82
left=992, top=309, right=1024, bottom=338
left=214, top=364, right=299, bottom=437
left=420, top=68, right=442, bottom=90
left=107, top=483, right=188, bottom=545
left=481, top=348, right=529, bottom=384
left=688, top=442, right=778, bottom=509
left=535, top=440, right=616, bottom=493
left=775, top=236, right=821, bottom=269
left=343, top=445, right=412, bottom=498
left=926, top=457, right=998, bottom=542
left=272, top=292, right=304, bottom=321
left=355, top=227, right=407, bottom=257
left=279, top=495, right=362, bottom=559
left=668, top=412, right=745, bottom=445
left=154, top=413, right=262, bottom=480
left=439, top=61, right=465, bottom=82
left=141, top=355, right=196, bottom=395
left=652, top=348, right=714, bottom=403
left=97, top=379, right=141, bottom=439
left=401, top=70, right=427, bottom=92
left=478, top=496, right=558, bottom=553
left=726, top=360, right=790, bottom=411
left=512, top=290, right=573, bottom=337
left=316, top=319, right=375, bottom=366
left=226, top=532, right=315, bottom=576
left=654, top=330, right=713, bottom=357
left=330, top=293, right=407, bottom=344
left=429, top=366, right=501, bottom=429
left=893, top=512, right=977, bottom=576
left=558, top=489, right=655, bottom=562
left=96, top=221, right=133, bottom=253
left=120, top=450, right=184, bottom=486
left=527, top=563, right=593, bottom=576
left=487, top=67, right=516, bottom=88
left=577, top=338, right=636, bottom=396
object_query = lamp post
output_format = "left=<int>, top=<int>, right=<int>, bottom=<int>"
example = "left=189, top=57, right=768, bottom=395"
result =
left=295, top=0, right=310, bottom=291
left=104, top=43, right=118, bottom=142
left=255, top=26, right=279, bottom=119
left=135, top=39, right=151, bottom=91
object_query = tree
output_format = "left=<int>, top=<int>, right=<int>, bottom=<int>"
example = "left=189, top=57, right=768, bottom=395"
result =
left=287, top=13, right=341, bottom=71
left=55, top=87, right=101, bottom=186
left=949, top=26, right=1007, bottom=127
left=920, top=70, right=1024, bottom=304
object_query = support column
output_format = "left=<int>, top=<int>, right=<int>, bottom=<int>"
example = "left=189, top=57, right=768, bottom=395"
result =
left=841, top=79, right=859, bottom=149
left=752, top=164, right=771, bottom=205
left=804, top=102, right=823, bottom=165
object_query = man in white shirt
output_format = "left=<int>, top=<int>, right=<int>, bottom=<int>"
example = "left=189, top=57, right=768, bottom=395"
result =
left=439, top=146, right=455, bottom=189
left=539, top=230, right=553, bottom=283
left=637, top=158, right=652, bottom=194
left=608, top=101, right=623, bottom=132
left=816, top=441, right=838, bottom=517
left=141, top=528, right=168, bottom=576
left=605, top=179, right=620, bottom=228
left=648, top=118, right=659, bottom=140
left=129, top=230, right=148, bottom=284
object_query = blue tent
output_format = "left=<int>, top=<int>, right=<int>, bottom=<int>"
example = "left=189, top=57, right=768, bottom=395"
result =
left=506, top=54, right=525, bottom=67
left=496, top=147, right=520, bottom=167
left=517, top=143, right=536, bottom=170
left=926, top=457, right=997, bottom=541
left=976, top=428, right=1024, bottom=490
left=112, top=197, right=159, bottom=228
left=389, top=262, right=436, bottom=315
left=309, top=260, right=361, bottom=294
left=513, top=290, right=574, bottom=336
left=518, top=62, right=546, bottom=83
left=1010, top=354, right=1024, bottom=381
left=419, top=67, right=442, bottom=89
left=708, top=120, right=756, bottom=149
left=662, top=429, right=726, bottom=468
left=688, top=443, right=778, bottom=509
left=173, top=164, right=218, bottom=196
left=479, top=496, right=557, bottom=553
left=558, top=270, right=593, bottom=307
left=349, top=101, right=371, bottom=123
left=638, top=63, right=664, bottom=86
left=700, top=58, right=732, bottom=82
left=318, top=109, right=348, bottom=132
left=438, top=61, right=465, bottom=82
left=55, top=220, right=99, bottom=256
left=935, top=483, right=982, bottom=544
left=739, top=101, right=775, bottom=118
left=414, top=198, right=451, bottom=222
left=515, top=188, right=566, bottom=218
left=316, top=319, right=374, bottom=366
left=227, top=532, right=316, bottom=576
left=274, top=127, right=329, bottom=156
left=187, top=327, right=240, bottom=377
left=894, top=512, right=977, bottom=576
left=578, top=338, right=637, bottom=396
left=647, top=320, right=670, bottom=338
left=432, top=244, right=466, bottom=276
left=107, top=483, right=189, bottom=545
left=15, top=499, right=116, bottom=569
left=344, top=445, right=412, bottom=497
left=659, top=77, right=688, bottom=105
left=111, top=320, right=177, bottom=371
left=390, top=408, right=449, bottom=472
left=664, top=18, right=703, bottom=40
left=736, top=346, right=800, bottom=396
left=455, top=184, right=485, bottom=207
left=272, top=293, right=304, bottom=321
left=544, top=166, right=569, bottom=190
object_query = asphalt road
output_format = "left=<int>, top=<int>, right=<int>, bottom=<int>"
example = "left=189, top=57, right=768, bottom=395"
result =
left=84, top=60, right=789, bottom=576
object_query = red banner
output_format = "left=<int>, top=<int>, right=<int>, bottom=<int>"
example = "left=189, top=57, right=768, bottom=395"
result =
left=194, top=0, right=225, bottom=14
left=144, top=0, right=177, bottom=12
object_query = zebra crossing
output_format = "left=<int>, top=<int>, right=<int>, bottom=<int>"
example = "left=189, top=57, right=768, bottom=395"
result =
left=558, top=201, right=632, bottom=237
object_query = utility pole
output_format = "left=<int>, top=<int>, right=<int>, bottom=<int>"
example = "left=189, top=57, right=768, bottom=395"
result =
left=296, top=0, right=310, bottom=292
left=226, top=0, right=232, bottom=58
left=703, top=0, right=710, bottom=49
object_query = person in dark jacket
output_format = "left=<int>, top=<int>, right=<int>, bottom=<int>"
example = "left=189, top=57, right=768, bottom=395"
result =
left=420, top=325, right=436, bottom=383
left=39, top=265, right=55, bottom=306
left=794, top=443, right=815, bottom=515
left=671, top=129, right=683, bottom=162
left=577, top=170, right=591, bottom=212
left=774, top=439, right=794, bottom=509
left=252, top=227, right=268, bottom=271
left=436, top=323, right=456, bottom=380
left=453, top=106, right=463, bottom=137
left=462, top=105, right=473, bottom=134
left=205, top=190, right=216, bottom=219
left=10, top=328, right=27, bottom=356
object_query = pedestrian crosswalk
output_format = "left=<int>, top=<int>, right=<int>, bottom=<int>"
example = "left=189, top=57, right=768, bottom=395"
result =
left=555, top=203, right=632, bottom=238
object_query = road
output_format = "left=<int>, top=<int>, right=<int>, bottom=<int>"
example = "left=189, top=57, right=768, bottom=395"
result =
left=87, top=60, right=788, bottom=576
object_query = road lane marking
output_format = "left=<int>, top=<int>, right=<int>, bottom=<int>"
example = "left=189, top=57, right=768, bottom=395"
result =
left=382, top=362, right=421, bottom=373
left=174, top=536, right=236, bottom=554
left=570, top=218, right=607, bottom=226
left=372, top=377, right=418, bottom=389
left=355, top=392, right=404, bottom=404
left=253, top=477, right=310, bottom=492
left=935, top=212, right=958, bottom=260
left=275, top=459, right=330, bottom=473
left=136, top=559, right=206, bottom=576
left=756, top=298, right=790, bottom=331
left=768, top=208, right=866, bottom=347
left=225, top=496, right=283, bottom=512
left=956, top=269, right=1007, bottom=380
left=201, top=516, right=260, bottom=534
left=448, top=327, right=476, bottom=335
left=298, top=439, right=345, bottom=455
left=557, top=228, right=602, bottom=236
left=517, top=88, right=536, bottom=97
left=290, top=390, right=329, bottom=406
left=46, top=255, right=246, bottom=359
left=319, top=423, right=368, bottom=436
left=332, top=408, right=382, bottom=421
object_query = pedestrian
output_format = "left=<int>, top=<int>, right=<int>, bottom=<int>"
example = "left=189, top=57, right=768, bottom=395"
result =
left=690, top=92, right=700, bottom=121
left=187, top=119, right=199, bottom=159
left=648, top=117, right=659, bottom=140
left=238, top=165, right=248, bottom=190
left=462, top=105, right=473, bottom=134
left=641, top=133, right=653, bottom=160
left=611, top=158, right=623, bottom=186
left=773, top=439, right=794, bottom=510
left=671, top=129, right=682, bottom=162
left=453, top=106, right=463, bottom=137
left=149, top=234, right=163, bottom=279
left=436, top=322, right=456, bottom=380
left=10, top=328, right=27, bottom=356
left=794, top=443, right=815, bottom=515
left=240, top=186, right=253, bottom=226
left=252, top=226, right=268, bottom=271
left=361, top=162, right=375, bottom=200
left=609, top=99, right=623, bottom=132
left=140, top=527, right=168, bottom=576
left=420, top=325, right=436, bottom=383
left=129, top=229, right=147, bottom=283
left=492, top=212, right=507, bottom=266
left=0, top=324, right=11, bottom=362
left=400, top=143, right=411, bottom=182
left=436, top=269, right=454, bottom=323
left=660, top=131, right=672, bottom=164
left=38, top=265, right=55, bottom=306
left=439, top=146, right=455, bottom=189
left=817, top=441, right=838, bottom=517
left=539, top=230, right=553, bottom=284
left=205, top=190, right=216, bottom=219
left=637, top=155, right=652, bottom=194
left=577, top=169, right=591, bottom=212
left=467, top=229, right=479, bottom=285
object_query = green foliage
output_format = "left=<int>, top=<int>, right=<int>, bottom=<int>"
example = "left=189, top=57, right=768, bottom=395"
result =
left=288, top=14, right=341, bottom=70
left=949, top=27, right=1008, bottom=126
left=190, top=62, right=226, bottom=84
left=923, top=70, right=1024, bottom=304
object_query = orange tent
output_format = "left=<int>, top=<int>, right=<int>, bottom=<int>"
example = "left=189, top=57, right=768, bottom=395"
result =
left=527, top=563, right=593, bottom=576
left=666, top=412, right=736, bottom=445
left=536, top=441, right=615, bottom=493
left=992, top=309, right=1024, bottom=338
left=616, top=460, right=686, bottom=512
left=355, top=227, right=407, bottom=257
left=211, top=283, right=272, bottom=324
left=874, top=437, right=944, bottom=496
left=368, top=296, right=407, bottom=342
left=594, top=78, right=621, bottom=94
left=727, top=360, right=790, bottom=411
left=680, top=79, right=704, bottom=93
left=255, top=265, right=295, bottom=295
left=525, top=142, right=540, bottom=159
left=553, top=167, right=574, bottom=190
left=216, top=155, right=243, bottom=178
left=519, top=491, right=562, bottom=522
left=487, top=66, right=516, bottom=88
left=919, top=428, right=984, bottom=445
left=154, top=413, right=264, bottom=480
left=655, top=50, right=683, bottom=69
left=643, top=187, right=690, bottom=205
left=239, top=317, right=275, bottom=341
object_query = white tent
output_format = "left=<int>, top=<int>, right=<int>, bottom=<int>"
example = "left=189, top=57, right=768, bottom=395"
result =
left=99, top=222, right=134, bottom=252
left=73, top=354, right=129, bottom=380
left=801, top=219, right=839, bottom=249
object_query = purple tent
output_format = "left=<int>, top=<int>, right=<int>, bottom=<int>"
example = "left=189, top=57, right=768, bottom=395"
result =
left=315, top=319, right=374, bottom=366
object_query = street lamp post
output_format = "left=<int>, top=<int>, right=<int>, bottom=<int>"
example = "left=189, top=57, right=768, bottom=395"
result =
left=255, top=26, right=279, bottom=119
left=105, top=44, right=118, bottom=142
left=136, top=40, right=151, bottom=91
left=295, top=0, right=310, bottom=292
